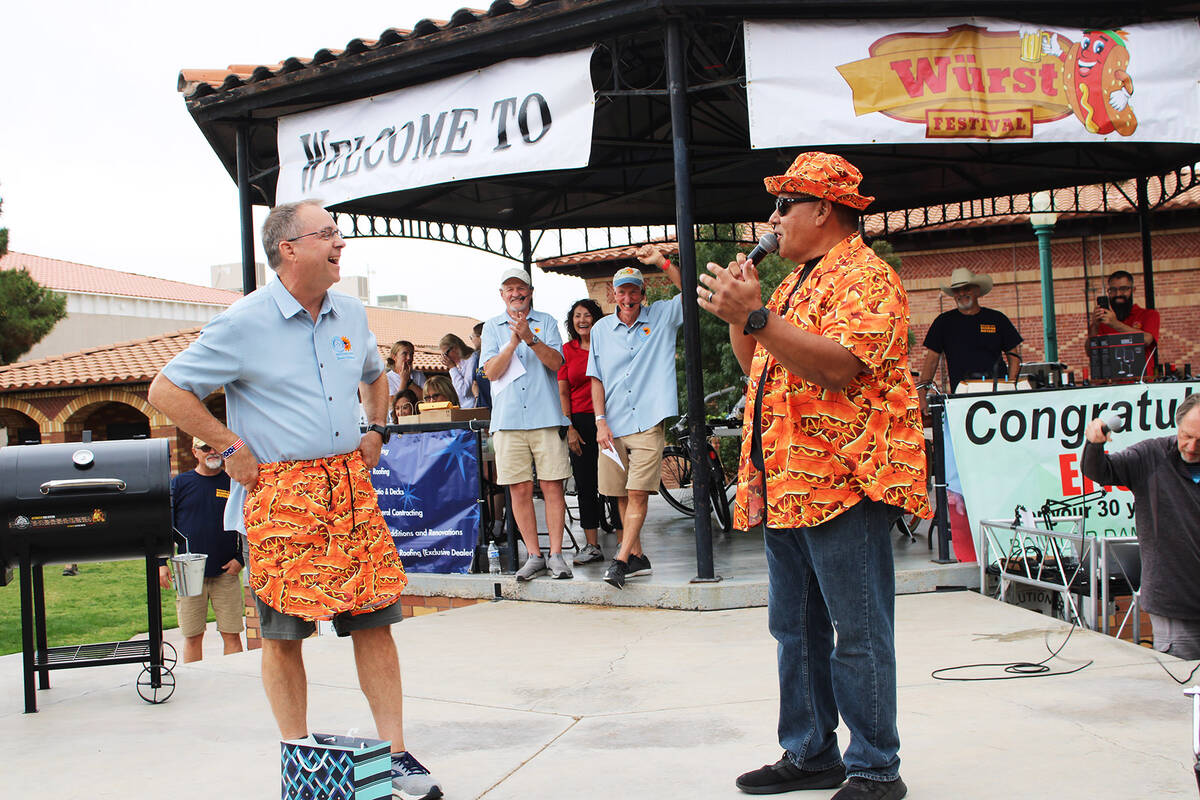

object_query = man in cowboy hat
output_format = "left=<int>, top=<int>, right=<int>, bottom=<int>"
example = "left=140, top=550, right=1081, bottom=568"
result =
left=699, top=151, right=929, bottom=800
left=917, top=266, right=1023, bottom=398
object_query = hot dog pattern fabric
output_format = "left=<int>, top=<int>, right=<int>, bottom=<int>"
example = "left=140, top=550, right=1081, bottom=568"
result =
left=244, top=451, right=407, bottom=621
left=734, top=233, right=931, bottom=531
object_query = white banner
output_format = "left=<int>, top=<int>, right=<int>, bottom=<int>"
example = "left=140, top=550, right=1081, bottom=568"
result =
left=943, top=383, right=1198, bottom=548
left=745, top=18, right=1200, bottom=147
left=276, top=48, right=596, bottom=206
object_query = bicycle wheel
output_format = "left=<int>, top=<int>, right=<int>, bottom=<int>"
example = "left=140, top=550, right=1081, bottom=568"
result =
left=707, top=446, right=733, bottom=532
left=659, top=446, right=696, bottom=515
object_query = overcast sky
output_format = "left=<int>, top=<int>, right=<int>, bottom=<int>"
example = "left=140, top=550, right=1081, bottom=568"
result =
left=0, top=0, right=588, bottom=330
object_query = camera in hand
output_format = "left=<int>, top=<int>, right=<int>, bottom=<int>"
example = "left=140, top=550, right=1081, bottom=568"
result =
left=1096, top=295, right=1110, bottom=309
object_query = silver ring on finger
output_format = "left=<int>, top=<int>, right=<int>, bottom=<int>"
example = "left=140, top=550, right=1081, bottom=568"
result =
left=709, top=290, right=715, bottom=302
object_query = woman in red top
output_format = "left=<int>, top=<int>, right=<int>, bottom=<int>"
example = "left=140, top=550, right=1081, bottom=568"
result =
left=558, top=298, right=607, bottom=564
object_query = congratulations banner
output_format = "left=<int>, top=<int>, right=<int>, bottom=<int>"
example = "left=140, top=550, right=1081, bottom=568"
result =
left=276, top=48, right=595, bottom=205
left=745, top=18, right=1200, bottom=146
left=944, top=382, right=1197, bottom=548
left=373, top=429, right=480, bottom=574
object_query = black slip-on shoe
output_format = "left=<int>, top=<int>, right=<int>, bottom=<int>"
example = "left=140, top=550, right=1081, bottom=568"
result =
left=735, top=755, right=846, bottom=794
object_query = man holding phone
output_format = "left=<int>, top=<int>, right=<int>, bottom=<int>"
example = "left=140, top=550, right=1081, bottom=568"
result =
left=1091, top=270, right=1160, bottom=373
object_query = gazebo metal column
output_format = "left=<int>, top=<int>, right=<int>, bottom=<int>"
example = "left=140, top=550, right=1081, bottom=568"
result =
left=236, top=122, right=258, bottom=294
left=1136, top=177, right=1156, bottom=309
left=666, top=17, right=718, bottom=582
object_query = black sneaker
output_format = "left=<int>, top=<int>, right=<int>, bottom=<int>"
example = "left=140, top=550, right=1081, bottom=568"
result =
left=626, top=553, right=652, bottom=577
left=831, top=776, right=907, bottom=800
left=736, top=754, right=846, bottom=794
left=603, top=558, right=628, bottom=589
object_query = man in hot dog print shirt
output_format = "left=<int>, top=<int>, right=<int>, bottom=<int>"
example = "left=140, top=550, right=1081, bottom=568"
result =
left=699, top=152, right=929, bottom=800
left=149, top=200, right=441, bottom=800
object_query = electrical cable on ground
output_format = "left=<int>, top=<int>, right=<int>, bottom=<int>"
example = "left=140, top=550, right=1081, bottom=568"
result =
left=931, top=621, right=1093, bottom=681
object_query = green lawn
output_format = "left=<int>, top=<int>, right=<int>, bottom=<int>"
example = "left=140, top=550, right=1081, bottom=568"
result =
left=0, top=560, right=181, bottom=657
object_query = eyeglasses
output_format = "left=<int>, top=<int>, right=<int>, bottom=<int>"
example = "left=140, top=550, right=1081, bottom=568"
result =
left=286, top=226, right=343, bottom=243
left=426, top=392, right=446, bottom=401
left=775, top=196, right=821, bottom=216
left=195, top=445, right=215, bottom=454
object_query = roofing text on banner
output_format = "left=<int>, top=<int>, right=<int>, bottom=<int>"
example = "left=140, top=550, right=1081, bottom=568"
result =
left=276, top=48, right=595, bottom=206
left=745, top=18, right=1200, bottom=148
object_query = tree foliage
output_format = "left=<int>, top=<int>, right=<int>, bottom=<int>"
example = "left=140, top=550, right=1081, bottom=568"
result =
left=0, top=188, right=8, bottom=257
left=0, top=269, right=67, bottom=364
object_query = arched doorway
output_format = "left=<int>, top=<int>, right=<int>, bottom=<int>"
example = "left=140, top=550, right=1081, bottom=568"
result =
left=64, top=401, right=151, bottom=442
left=0, top=407, right=44, bottom=446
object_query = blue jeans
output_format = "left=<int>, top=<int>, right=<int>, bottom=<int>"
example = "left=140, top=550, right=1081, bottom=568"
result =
left=765, top=499, right=901, bottom=781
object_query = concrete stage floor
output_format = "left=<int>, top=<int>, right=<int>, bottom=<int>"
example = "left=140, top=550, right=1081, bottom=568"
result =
left=3, top=591, right=1198, bottom=799
left=406, top=494, right=980, bottom=610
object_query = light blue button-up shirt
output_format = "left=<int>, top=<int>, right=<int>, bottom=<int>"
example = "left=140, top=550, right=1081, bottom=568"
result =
left=161, top=279, right=384, bottom=532
left=587, top=294, right=683, bottom=438
left=479, top=308, right=569, bottom=433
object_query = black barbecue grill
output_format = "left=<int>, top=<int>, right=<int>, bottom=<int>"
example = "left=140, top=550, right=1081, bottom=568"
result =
left=0, top=438, right=177, bottom=712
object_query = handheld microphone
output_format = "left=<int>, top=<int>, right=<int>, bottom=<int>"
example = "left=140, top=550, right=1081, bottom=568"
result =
left=1099, top=410, right=1125, bottom=434
left=746, top=232, right=779, bottom=266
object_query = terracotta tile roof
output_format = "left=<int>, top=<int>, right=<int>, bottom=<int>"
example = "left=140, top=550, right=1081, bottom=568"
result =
left=177, top=4, right=514, bottom=100
left=0, top=328, right=204, bottom=392
left=0, top=251, right=243, bottom=305
left=537, top=223, right=770, bottom=272
left=0, top=304, right=475, bottom=392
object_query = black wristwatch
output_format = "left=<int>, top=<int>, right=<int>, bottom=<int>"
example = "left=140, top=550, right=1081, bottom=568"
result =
left=743, top=306, right=769, bottom=336
left=366, top=423, right=391, bottom=444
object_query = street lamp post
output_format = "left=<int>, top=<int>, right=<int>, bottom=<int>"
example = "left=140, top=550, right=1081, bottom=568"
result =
left=1030, top=191, right=1060, bottom=362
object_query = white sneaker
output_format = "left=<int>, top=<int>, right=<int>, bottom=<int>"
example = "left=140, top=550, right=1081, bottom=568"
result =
left=515, top=555, right=547, bottom=581
left=547, top=552, right=574, bottom=579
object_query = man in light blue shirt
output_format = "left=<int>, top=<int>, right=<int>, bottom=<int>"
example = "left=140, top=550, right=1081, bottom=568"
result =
left=480, top=267, right=573, bottom=581
left=148, top=200, right=440, bottom=800
left=588, top=248, right=683, bottom=588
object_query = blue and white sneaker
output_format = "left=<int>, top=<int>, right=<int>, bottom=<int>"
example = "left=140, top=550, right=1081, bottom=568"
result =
left=391, top=751, right=442, bottom=800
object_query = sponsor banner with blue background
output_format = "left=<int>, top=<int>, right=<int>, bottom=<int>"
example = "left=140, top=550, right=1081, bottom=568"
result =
left=372, top=429, right=480, bottom=573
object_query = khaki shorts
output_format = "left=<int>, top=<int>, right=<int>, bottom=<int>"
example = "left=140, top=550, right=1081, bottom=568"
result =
left=176, top=571, right=245, bottom=637
left=598, top=424, right=666, bottom=496
left=494, top=427, right=571, bottom=485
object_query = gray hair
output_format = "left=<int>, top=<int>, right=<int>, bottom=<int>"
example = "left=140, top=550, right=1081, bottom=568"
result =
left=262, top=199, right=323, bottom=270
left=1176, top=392, right=1200, bottom=426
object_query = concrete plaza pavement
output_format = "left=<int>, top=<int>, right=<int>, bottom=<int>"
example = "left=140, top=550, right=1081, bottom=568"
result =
left=3, top=591, right=1198, bottom=799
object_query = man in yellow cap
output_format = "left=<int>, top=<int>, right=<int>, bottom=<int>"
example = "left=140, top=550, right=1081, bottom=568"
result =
left=700, top=152, right=928, bottom=800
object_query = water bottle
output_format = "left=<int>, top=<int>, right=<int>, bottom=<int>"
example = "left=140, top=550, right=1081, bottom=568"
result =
left=487, top=542, right=501, bottom=574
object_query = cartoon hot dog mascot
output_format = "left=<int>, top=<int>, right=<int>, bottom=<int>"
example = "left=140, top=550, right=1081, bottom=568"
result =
left=1047, top=29, right=1137, bottom=136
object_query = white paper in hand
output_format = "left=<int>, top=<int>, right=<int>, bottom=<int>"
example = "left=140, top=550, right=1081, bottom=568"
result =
left=491, top=354, right=526, bottom=397
left=601, top=443, right=625, bottom=472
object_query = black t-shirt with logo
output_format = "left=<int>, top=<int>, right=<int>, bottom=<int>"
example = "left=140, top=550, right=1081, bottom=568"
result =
left=923, top=307, right=1022, bottom=390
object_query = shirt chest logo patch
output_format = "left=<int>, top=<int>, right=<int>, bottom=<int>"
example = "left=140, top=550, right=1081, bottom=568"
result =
left=641, top=325, right=651, bottom=336
left=979, top=323, right=996, bottom=334
left=331, top=335, right=355, bottom=360
left=533, top=326, right=542, bottom=335
left=215, top=488, right=230, bottom=499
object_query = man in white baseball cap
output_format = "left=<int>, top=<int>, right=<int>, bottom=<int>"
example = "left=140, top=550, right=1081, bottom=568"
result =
left=479, top=267, right=573, bottom=581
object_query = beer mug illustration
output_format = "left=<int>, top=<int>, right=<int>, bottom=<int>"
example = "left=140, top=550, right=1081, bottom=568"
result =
left=1020, top=29, right=1052, bottom=62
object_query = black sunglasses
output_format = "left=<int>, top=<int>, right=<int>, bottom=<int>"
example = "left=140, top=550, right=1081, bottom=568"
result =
left=775, top=196, right=821, bottom=216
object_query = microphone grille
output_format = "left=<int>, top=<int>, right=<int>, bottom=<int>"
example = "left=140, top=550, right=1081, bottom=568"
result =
left=757, top=232, right=779, bottom=254
left=1100, top=410, right=1125, bottom=433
